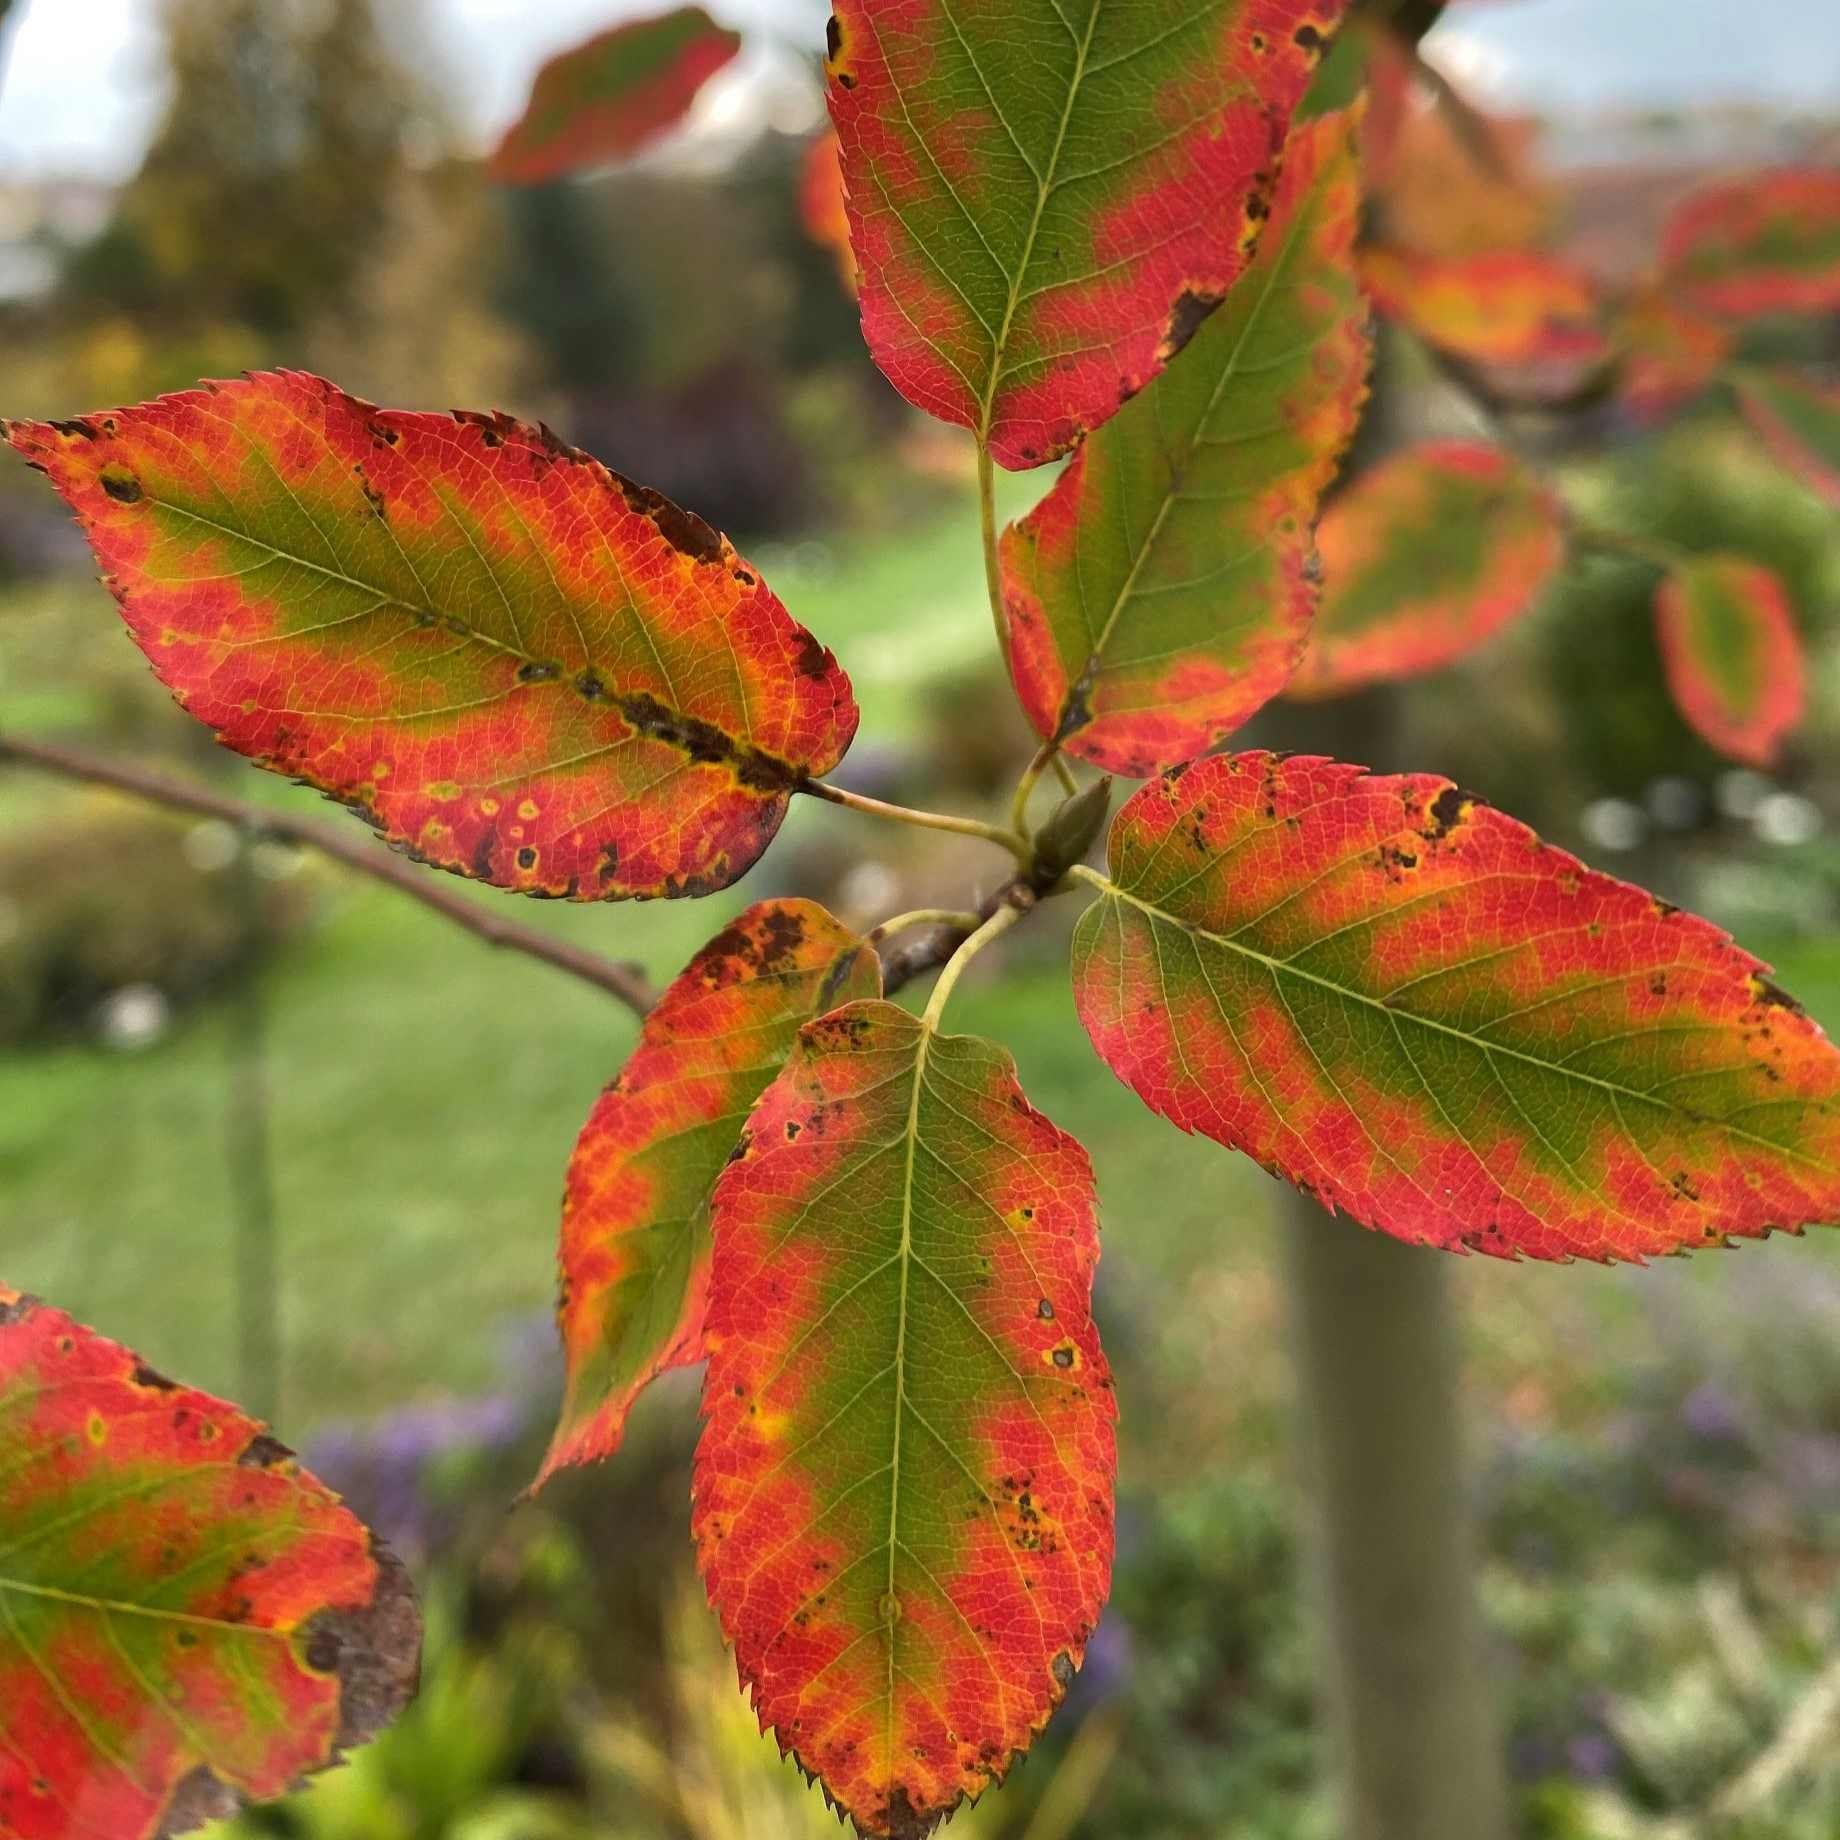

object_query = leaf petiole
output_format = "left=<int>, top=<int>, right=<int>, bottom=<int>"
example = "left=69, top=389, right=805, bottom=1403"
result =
left=868, top=908, right=983, bottom=946
left=921, top=894, right=1031, bottom=1031
left=978, top=440, right=1010, bottom=668
left=802, top=778, right=1030, bottom=863
left=1008, top=740, right=1061, bottom=840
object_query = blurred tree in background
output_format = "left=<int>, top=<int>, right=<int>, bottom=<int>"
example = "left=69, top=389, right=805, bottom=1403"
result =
left=64, top=0, right=433, bottom=337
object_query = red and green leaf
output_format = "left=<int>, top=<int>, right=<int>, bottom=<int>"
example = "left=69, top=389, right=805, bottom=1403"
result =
left=488, top=6, right=742, bottom=184
left=695, top=1002, right=1115, bottom=1838
left=999, top=107, right=1370, bottom=778
left=1735, top=367, right=1840, bottom=508
left=0, top=1289, right=419, bottom=1840
left=824, top=0, right=1348, bottom=468
left=1660, top=169, right=1840, bottom=322
left=6, top=372, right=856, bottom=902
left=1616, top=289, right=1734, bottom=424
left=1071, top=753, right=1840, bottom=1263
left=1654, top=556, right=1805, bottom=769
left=1290, top=441, right=1561, bottom=695
left=1359, top=245, right=1607, bottom=368
left=537, top=900, right=881, bottom=1493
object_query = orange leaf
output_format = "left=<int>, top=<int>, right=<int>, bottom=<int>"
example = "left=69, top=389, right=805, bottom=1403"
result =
left=538, top=901, right=880, bottom=1491
left=0, top=1289, right=419, bottom=1840
left=7, top=373, right=857, bottom=902
left=1654, top=556, right=1805, bottom=768
left=695, top=1004, right=1115, bottom=1837
left=1291, top=441, right=1562, bottom=695
left=1073, top=755, right=1840, bottom=1263
left=490, top=6, right=742, bottom=184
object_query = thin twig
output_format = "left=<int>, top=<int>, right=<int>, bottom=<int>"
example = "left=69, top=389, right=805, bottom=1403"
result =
left=0, top=732, right=659, bottom=1016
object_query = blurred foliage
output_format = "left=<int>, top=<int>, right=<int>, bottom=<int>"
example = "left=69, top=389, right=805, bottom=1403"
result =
left=0, top=799, right=312, bottom=1041
left=62, top=0, right=432, bottom=337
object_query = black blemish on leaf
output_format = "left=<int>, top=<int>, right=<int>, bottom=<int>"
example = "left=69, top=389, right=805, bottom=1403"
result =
left=1753, top=977, right=1805, bottom=1016
left=1037, top=1297, right=1054, bottom=1320
left=1159, top=286, right=1223, bottom=363
left=614, top=474, right=725, bottom=565
left=516, top=846, right=538, bottom=870
left=825, top=14, right=842, bottom=57
left=1421, top=784, right=1471, bottom=843
left=516, top=660, right=561, bottom=684
left=100, top=468, right=143, bottom=505
left=132, top=1361, right=177, bottom=1392
left=616, top=690, right=800, bottom=793
left=1294, top=21, right=1327, bottom=54
left=237, top=1433, right=292, bottom=1470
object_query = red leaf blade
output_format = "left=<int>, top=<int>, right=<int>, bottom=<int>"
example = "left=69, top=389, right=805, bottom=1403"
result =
left=489, top=6, right=742, bottom=184
left=6, top=373, right=856, bottom=901
left=1654, top=556, right=1805, bottom=768
left=1073, top=754, right=1840, bottom=1263
left=695, top=1002, right=1115, bottom=1837
left=1291, top=441, right=1562, bottom=695
left=538, top=900, right=881, bottom=1491
left=1661, top=168, right=1840, bottom=322
left=1000, top=107, right=1370, bottom=776
left=826, top=0, right=1349, bottom=468
left=0, top=1289, right=419, bottom=1840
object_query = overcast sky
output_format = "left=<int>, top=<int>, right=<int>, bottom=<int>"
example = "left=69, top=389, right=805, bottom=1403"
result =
left=0, top=0, right=1836, bottom=183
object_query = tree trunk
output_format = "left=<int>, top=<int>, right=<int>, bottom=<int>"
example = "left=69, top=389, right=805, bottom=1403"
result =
left=1260, top=682, right=1509, bottom=1840
left=1283, top=1194, right=1508, bottom=1840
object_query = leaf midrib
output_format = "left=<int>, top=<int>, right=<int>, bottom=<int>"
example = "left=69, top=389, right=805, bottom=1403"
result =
left=1085, top=874, right=1832, bottom=1171
left=140, top=490, right=811, bottom=784
left=975, top=0, right=1103, bottom=442
left=1059, top=170, right=1321, bottom=722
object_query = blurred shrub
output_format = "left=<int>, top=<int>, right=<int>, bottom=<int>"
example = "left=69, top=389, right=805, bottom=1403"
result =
left=0, top=801, right=311, bottom=1041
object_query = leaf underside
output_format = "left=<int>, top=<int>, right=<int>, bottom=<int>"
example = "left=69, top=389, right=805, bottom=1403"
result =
left=1072, top=753, right=1840, bottom=1263
left=6, top=372, right=857, bottom=902
left=1000, top=106, right=1370, bottom=777
left=695, top=1002, right=1115, bottom=1839
left=537, top=900, right=881, bottom=1492
left=1660, top=168, right=1840, bottom=321
left=1290, top=440, right=1562, bottom=695
left=825, top=0, right=1349, bottom=468
left=1736, top=368, right=1840, bottom=508
left=489, top=5, right=743, bottom=183
left=1654, top=555, right=1805, bottom=769
left=0, top=1289, right=419, bottom=1840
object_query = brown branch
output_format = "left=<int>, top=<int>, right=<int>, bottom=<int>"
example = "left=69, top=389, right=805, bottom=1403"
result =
left=0, top=733, right=659, bottom=1016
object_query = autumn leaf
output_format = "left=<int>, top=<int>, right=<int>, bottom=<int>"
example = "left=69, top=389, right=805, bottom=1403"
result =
left=824, top=0, right=1348, bottom=468
left=1660, top=169, right=1840, bottom=322
left=1070, top=754, right=1840, bottom=1263
left=0, top=1289, right=419, bottom=1840
left=695, top=1002, right=1115, bottom=1839
left=537, top=900, right=881, bottom=1493
left=800, top=130, right=858, bottom=296
left=489, top=6, right=742, bottom=184
left=999, top=107, right=1370, bottom=778
left=1360, top=245, right=1608, bottom=369
left=1290, top=441, right=1562, bottom=695
left=1616, top=289, right=1734, bottom=424
left=6, top=372, right=857, bottom=901
left=1654, top=556, right=1805, bottom=769
left=1735, top=367, right=1840, bottom=508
